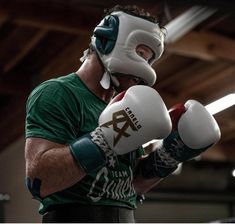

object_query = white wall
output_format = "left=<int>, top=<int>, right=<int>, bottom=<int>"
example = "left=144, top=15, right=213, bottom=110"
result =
left=0, top=136, right=41, bottom=222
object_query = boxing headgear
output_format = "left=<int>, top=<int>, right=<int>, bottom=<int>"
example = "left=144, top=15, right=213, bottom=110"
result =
left=91, top=11, right=165, bottom=89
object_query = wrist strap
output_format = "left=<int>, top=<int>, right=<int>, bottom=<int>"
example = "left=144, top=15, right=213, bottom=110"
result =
left=69, top=134, right=106, bottom=174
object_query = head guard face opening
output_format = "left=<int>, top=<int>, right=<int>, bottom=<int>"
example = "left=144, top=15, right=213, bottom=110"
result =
left=91, top=11, right=165, bottom=88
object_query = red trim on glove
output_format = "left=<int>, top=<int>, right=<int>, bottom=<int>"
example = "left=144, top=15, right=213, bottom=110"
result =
left=109, top=91, right=126, bottom=105
left=169, top=103, right=186, bottom=130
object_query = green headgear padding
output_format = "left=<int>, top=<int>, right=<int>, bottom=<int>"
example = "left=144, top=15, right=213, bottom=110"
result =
left=94, top=15, right=119, bottom=55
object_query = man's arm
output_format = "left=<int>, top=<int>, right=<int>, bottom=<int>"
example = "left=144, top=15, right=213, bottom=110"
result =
left=133, top=170, right=162, bottom=195
left=133, top=100, right=221, bottom=195
left=25, top=85, right=172, bottom=199
left=25, top=137, right=86, bottom=198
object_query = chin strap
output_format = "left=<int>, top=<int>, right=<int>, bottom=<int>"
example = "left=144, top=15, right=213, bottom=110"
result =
left=80, top=48, right=120, bottom=90
left=100, top=70, right=120, bottom=89
left=80, top=49, right=89, bottom=63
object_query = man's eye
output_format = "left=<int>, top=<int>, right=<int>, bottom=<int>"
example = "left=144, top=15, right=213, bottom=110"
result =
left=132, top=77, right=141, bottom=84
left=137, top=51, right=144, bottom=57
left=138, top=53, right=148, bottom=62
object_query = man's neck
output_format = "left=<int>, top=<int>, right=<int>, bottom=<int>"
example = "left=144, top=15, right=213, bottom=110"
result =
left=76, top=54, right=115, bottom=103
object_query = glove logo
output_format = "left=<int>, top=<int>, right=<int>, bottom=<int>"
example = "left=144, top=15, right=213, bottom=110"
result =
left=101, top=107, right=141, bottom=146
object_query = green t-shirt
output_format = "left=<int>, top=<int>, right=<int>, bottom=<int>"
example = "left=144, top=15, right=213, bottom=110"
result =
left=25, top=73, right=143, bottom=214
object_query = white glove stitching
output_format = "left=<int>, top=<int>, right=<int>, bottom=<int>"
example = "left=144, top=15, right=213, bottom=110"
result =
left=90, top=127, right=115, bottom=157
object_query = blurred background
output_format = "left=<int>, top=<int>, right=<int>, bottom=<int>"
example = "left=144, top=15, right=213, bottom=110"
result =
left=0, top=0, right=235, bottom=222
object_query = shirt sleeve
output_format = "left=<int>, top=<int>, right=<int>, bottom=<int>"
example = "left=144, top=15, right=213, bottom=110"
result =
left=25, top=81, right=80, bottom=144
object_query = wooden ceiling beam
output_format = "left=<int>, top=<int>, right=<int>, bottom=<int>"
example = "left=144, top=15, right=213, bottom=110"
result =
left=39, top=34, right=89, bottom=81
left=157, top=61, right=207, bottom=90
left=166, top=31, right=235, bottom=62
left=178, top=65, right=235, bottom=99
left=0, top=1, right=99, bottom=35
left=219, top=119, right=235, bottom=143
left=4, top=29, right=48, bottom=72
left=0, top=96, right=26, bottom=152
left=0, top=10, right=87, bottom=35
left=156, top=60, right=230, bottom=92
left=13, top=18, right=89, bottom=35
left=0, top=81, right=29, bottom=95
left=0, top=13, right=7, bottom=26
left=201, top=144, right=235, bottom=162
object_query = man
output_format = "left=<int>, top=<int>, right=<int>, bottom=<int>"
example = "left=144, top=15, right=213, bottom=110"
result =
left=25, top=5, right=221, bottom=223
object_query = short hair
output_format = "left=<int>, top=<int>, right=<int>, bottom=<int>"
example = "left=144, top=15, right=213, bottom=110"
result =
left=104, top=5, right=159, bottom=24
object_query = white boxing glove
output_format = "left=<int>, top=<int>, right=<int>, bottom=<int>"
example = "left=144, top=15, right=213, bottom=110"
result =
left=140, top=100, right=221, bottom=178
left=177, top=100, right=221, bottom=149
left=70, top=85, right=172, bottom=173
left=98, top=85, right=172, bottom=155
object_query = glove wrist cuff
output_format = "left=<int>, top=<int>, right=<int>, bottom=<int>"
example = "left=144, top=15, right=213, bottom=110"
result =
left=69, top=134, right=106, bottom=174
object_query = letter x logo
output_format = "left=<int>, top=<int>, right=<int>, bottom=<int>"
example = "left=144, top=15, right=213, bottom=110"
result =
left=101, top=110, right=138, bottom=147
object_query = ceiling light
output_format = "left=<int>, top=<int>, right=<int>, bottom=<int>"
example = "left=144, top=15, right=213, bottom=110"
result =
left=165, top=6, right=217, bottom=43
left=172, top=163, right=183, bottom=175
left=205, top=93, right=235, bottom=115
left=143, top=93, right=235, bottom=154
left=232, top=169, right=235, bottom=178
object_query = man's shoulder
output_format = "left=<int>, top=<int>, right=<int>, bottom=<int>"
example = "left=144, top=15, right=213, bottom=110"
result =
left=31, top=73, right=78, bottom=95
left=39, top=73, right=75, bottom=87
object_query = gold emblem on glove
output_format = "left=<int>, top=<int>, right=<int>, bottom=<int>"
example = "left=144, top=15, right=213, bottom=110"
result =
left=101, top=107, right=142, bottom=146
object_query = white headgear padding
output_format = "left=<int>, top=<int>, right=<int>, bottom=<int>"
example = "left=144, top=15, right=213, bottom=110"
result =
left=91, top=11, right=165, bottom=88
